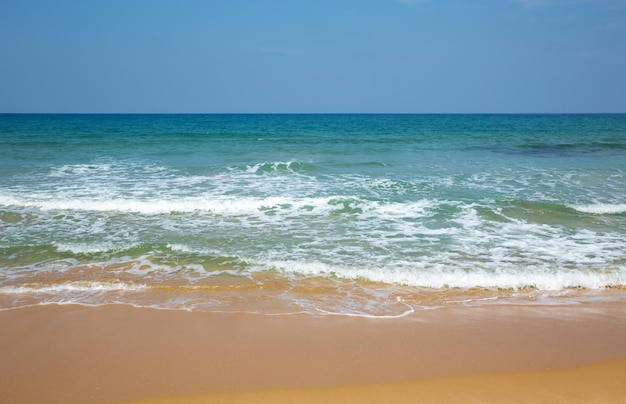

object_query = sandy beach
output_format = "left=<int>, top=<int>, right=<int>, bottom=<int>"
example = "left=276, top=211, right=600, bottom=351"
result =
left=1, top=302, right=625, bottom=403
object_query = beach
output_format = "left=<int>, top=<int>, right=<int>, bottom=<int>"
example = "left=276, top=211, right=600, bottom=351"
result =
left=2, top=302, right=626, bottom=403
left=1, top=114, right=626, bottom=402
left=2, top=0, right=626, bottom=398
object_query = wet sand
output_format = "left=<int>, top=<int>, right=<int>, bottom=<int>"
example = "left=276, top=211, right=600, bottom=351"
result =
left=1, top=303, right=626, bottom=403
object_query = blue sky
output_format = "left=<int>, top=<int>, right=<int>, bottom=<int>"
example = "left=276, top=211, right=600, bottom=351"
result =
left=1, top=0, right=625, bottom=113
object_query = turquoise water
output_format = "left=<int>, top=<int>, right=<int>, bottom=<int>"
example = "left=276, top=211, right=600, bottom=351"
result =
left=1, top=114, right=625, bottom=316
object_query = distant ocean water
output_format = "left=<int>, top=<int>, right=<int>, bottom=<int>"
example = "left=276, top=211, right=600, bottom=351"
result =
left=1, top=114, right=625, bottom=317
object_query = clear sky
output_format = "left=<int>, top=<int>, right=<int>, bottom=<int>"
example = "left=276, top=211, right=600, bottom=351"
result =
left=1, top=0, right=625, bottom=113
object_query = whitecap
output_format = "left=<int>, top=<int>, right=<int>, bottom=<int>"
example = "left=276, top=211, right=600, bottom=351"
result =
left=570, top=203, right=626, bottom=214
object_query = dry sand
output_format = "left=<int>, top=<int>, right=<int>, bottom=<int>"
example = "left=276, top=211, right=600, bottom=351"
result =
left=1, top=302, right=625, bottom=403
left=130, top=358, right=626, bottom=403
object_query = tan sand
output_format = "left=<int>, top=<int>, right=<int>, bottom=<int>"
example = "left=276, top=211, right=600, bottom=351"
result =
left=129, top=358, right=626, bottom=403
left=1, top=302, right=625, bottom=403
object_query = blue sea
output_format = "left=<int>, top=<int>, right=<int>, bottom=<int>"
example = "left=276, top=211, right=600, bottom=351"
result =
left=1, top=114, right=625, bottom=316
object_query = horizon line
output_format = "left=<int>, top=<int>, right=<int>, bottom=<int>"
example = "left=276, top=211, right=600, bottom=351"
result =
left=2, top=112, right=625, bottom=115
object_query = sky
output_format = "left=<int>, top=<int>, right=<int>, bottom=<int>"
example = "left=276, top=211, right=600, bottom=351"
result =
left=1, top=0, right=625, bottom=113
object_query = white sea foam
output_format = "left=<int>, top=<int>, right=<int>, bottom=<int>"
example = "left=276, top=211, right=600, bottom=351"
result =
left=246, top=161, right=304, bottom=173
left=0, top=194, right=374, bottom=216
left=369, top=199, right=435, bottom=217
left=166, top=243, right=197, bottom=253
left=262, top=259, right=626, bottom=291
left=53, top=242, right=130, bottom=254
left=0, top=281, right=146, bottom=294
left=49, top=163, right=170, bottom=178
left=570, top=203, right=626, bottom=214
left=49, top=163, right=114, bottom=177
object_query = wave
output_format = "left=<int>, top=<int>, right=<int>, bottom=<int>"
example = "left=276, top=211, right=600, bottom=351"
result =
left=246, top=161, right=319, bottom=174
left=0, top=194, right=392, bottom=216
left=1, top=254, right=624, bottom=315
left=262, top=259, right=626, bottom=291
left=0, top=281, right=146, bottom=294
left=53, top=242, right=137, bottom=254
left=570, top=203, right=626, bottom=215
left=49, top=162, right=170, bottom=177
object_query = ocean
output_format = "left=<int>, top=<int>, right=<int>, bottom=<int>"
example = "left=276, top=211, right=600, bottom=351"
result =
left=1, top=114, right=625, bottom=317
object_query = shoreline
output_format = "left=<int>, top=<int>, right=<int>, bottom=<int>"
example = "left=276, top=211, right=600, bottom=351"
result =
left=1, top=302, right=626, bottom=403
